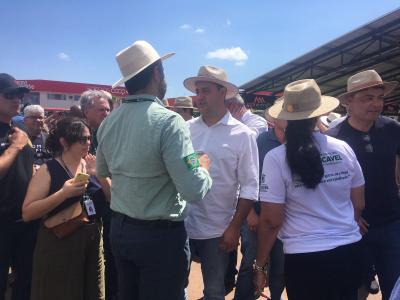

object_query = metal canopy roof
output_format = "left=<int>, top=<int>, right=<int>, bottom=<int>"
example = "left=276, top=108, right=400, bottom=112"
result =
left=240, top=9, right=400, bottom=106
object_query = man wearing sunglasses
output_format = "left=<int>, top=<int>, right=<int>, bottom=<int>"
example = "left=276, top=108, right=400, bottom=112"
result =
left=0, top=73, right=37, bottom=300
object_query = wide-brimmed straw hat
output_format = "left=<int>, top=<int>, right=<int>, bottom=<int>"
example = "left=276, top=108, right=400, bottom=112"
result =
left=338, top=70, right=398, bottom=102
left=113, top=40, right=175, bottom=88
left=173, top=96, right=193, bottom=109
left=268, top=79, right=339, bottom=121
left=183, top=65, right=238, bottom=99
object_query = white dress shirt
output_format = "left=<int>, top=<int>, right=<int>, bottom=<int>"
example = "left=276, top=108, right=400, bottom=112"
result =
left=185, top=112, right=259, bottom=239
left=241, top=110, right=268, bottom=137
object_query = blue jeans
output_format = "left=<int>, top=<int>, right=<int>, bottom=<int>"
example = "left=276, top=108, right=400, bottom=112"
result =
left=363, top=219, right=400, bottom=300
left=110, top=213, right=190, bottom=300
left=234, top=222, right=285, bottom=300
left=189, top=237, right=229, bottom=300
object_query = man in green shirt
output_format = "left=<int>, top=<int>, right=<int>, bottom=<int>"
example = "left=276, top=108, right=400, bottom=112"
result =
left=96, top=40, right=212, bottom=300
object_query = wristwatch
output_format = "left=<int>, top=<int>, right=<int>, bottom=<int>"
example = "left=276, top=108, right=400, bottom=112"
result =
left=253, top=261, right=268, bottom=274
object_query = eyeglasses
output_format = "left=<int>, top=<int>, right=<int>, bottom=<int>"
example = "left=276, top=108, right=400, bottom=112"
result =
left=2, top=93, right=24, bottom=101
left=362, top=134, right=374, bottom=153
left=78, top=136, right=91, bottom=144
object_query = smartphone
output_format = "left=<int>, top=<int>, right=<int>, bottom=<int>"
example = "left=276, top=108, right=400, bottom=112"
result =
left=74, top=172, right=90, bottom=183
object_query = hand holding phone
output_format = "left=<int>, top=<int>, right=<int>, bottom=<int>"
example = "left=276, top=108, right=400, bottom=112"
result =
left=74, top=172, right=90, bottom=183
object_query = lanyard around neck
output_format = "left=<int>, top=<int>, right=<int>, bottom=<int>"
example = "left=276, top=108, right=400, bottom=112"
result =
left=59, top=156, right=84, bottom=179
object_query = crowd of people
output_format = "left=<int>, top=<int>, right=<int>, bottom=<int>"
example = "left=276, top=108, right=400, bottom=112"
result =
left=0, top=39, right=399, bottom=300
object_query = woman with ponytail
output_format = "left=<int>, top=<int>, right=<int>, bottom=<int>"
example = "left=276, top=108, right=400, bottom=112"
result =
left=254, top=79, right=365, bottom=300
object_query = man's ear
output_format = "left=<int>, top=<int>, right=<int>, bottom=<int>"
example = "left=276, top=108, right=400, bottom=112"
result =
left=153, top=64, right=163, bottom=84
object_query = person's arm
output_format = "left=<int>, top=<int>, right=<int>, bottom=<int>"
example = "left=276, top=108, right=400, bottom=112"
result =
left=254, top=150, right=286, bottom=295
left=0, top=128, right=29, bottom=179
left=161, top=115, right=212, bottom=202
left=351, top=185, right=364, bottom=222
left=22, top=165, right=88, bottom=221
left=85, top=154, right=111, bottom=202
left=254, top=202, right=284, bottom=296
left=247, top=207, right=259, bottom=232
left=95, top=132, right=111, bottom=179
left=220, top=131, right=259, bottom=251
left=220, top=198, right=253, bottom=252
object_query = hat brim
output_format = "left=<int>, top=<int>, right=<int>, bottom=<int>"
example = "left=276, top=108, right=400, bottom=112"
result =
left=3, top=86, right=30, bottom=94
left=268, top=96, right=339, bottom=121
left=338, top=81, right=398, bottom=102
left=112, top=52, right=175, bottom=88
left=183, top=76, right=238, bottom=99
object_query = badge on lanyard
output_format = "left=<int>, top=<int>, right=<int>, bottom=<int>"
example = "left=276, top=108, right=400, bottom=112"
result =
left=83, top=194, right=96, bottom=216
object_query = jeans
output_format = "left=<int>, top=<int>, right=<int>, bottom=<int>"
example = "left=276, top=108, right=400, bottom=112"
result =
left=0, top=220, right=38, bottom=300
left=363, top=220, right=400, bottom=300
left=102, top=207, right=118, bottom=300
left=234, top=222, right=285, bottom=300
left=190, top=237, right=229, bottom=300
left=110, top=213, right=189, bottom=300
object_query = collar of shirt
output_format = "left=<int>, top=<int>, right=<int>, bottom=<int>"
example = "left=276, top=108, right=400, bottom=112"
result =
left=123, top=94, right=164, bottom=106
left=199, top=111, right=238, bottom=128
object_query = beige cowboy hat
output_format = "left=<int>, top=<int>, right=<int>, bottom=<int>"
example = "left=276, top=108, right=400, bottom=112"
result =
left=338, top=70, right=398, bottom=102
left=173, top=96, right=194, bottom=109
left=183, top=65, right=238, bottom=99
left=320, top=112, right=341, bottom=127
left=112, top=40, right=175, bottom=88
left=268, top=79, right=339, bottom=121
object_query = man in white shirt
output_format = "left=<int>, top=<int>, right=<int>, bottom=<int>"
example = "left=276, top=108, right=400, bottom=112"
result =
left=183, top=65, right=259, bottom=300
left=225, top=94, right=268, bottom=137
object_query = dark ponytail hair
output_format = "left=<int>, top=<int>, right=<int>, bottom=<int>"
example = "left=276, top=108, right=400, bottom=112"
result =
left=285, top=118, right=323, bottom=189
left=46, top=117, right=89, bottom=156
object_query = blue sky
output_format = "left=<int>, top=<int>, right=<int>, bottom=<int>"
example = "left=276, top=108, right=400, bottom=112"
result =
left=0, top=0, right=399, bottom=97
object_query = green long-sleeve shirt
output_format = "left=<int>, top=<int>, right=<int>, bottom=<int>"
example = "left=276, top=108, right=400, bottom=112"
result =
left=96, top=94, right=212, bottom=221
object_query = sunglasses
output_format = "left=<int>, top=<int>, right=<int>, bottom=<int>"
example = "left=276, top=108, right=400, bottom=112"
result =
left=362, top=135, right=374, bottom=153
left=78, top=136, right=91, bottom=144
left=2, top=93, right=24, bottom=101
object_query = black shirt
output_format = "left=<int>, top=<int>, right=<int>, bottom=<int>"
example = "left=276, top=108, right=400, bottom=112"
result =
left=326, top=116, right=400, bottom=227
left=30, top=132, right=51, bottom=166
left=0, top=122, right=34, bottom=222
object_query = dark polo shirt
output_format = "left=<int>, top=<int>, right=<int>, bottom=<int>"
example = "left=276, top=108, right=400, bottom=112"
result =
left=0, top=122, right=33, bottom=222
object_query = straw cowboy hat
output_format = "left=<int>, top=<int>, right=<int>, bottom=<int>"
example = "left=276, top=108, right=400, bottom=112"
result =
left=338, top=70, right=398, bottom=102
left=112, top=40, right=175, bottom=88
left=268, top=79, right=339, bottom=121
left=183, top=65, right=238, bottom=99
left=320, top=112, right=341, bottom=127
left=173, top=96, right=194, bottom=109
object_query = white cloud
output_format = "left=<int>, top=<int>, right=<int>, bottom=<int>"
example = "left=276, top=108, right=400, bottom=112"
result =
left=195, top=28, right=205, bottom=33
left=180, top=24, right=191, bottom=30
left=226, top=19, right=231, bottom=27
left=57, top=52, right=70, bottom=61
left=206, top=47, right=248, bottom=65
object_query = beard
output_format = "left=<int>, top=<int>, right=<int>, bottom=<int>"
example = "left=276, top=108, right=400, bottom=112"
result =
left=158, top=79, right=167, bottom=100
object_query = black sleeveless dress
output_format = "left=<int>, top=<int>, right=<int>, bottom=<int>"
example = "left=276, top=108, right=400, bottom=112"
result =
left=30, top=158, right=104, bottom=300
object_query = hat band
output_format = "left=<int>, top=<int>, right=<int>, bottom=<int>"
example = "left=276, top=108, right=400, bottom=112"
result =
left=349, top=80, right=383, bottom=92
left=283, top=98, right=321, bottom=113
